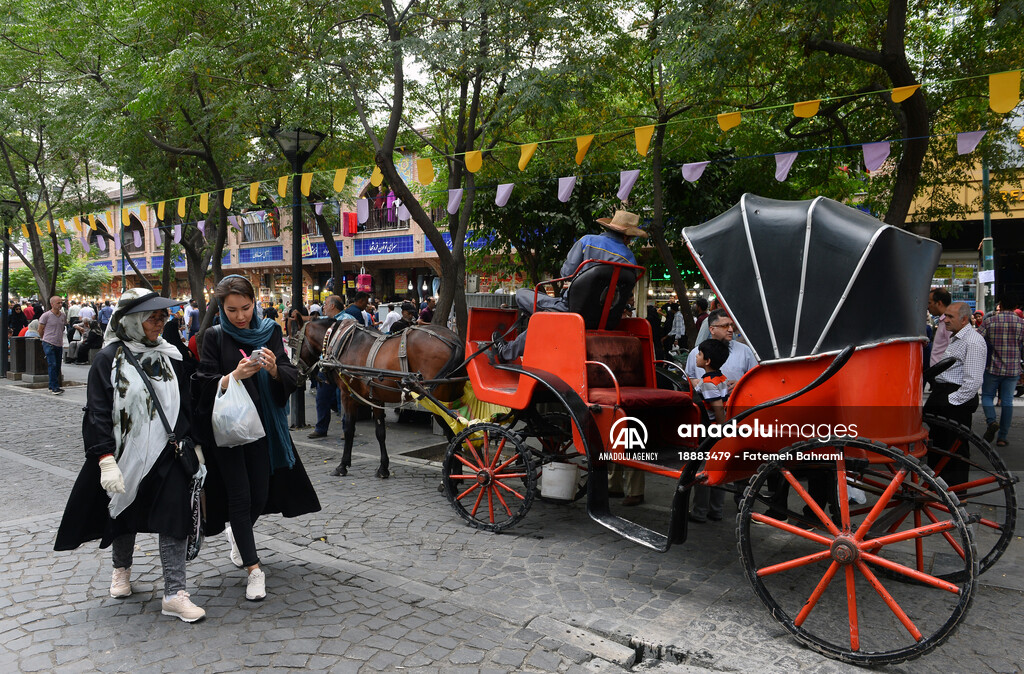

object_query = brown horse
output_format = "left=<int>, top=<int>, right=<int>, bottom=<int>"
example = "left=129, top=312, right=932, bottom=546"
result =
left=294, top=318, right=465, bottom=478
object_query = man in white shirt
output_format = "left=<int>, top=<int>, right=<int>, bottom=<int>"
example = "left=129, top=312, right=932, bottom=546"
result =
left=928, top=287, right=951, bottom=366
left=78, top=303, right=96, bottom=323
left=924, top=301, right=985, bottom=486
left=380, top=303, right=401, bottom=333
left=684, top=309, right=758, bottom=388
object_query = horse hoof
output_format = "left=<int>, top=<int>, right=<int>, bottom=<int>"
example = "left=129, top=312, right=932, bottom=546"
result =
left=376, top=468, right=391, bottom=479
left=331, top=466, right=347, bottom=477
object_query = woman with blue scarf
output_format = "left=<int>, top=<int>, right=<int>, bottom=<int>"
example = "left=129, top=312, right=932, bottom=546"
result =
left=196, top=276, right=320, bottom=601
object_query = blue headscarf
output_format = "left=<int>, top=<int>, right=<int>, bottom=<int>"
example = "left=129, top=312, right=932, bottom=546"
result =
left=217, top=276, right=295, bottom=472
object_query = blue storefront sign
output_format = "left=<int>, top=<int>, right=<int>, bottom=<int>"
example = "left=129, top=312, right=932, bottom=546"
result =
left=424, top=231, right=487, bottom=252
left=239, top=245, right=284, bottom=264
left=354, top=235, right=414, bottom=257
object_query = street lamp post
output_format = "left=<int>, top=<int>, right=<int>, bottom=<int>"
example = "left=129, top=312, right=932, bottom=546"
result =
left=269, top=126, right=325, bottom=428
left=0, top=199, right=19, bottom=378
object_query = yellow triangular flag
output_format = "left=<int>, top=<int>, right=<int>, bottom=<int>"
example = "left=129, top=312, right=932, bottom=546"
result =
left=73, top=216, right=82, bottom=232
left=20, top=223, right=29, bottom=238
left=104, top=211, right=113, bottom=231
left=370, top=166, right=384, bottom=187
left=157, top=201, right=165, bottom=220
left=416, top=158, right=434, bottom=185
left=575, top=135, right=594, bottom=165
left=277, top=175, right=288, bottom=198
left=465, top=150, right=482, bottom=173
left=890, top=85, right=919, bottom=103
left=222, top=188, right=232, bottom=210
left=793, top=100, right=820, bottom=118
left=121, top=208, right=130, bottom=226
left=333, top=168, right=348, bottom=191
left=58, top=218, right=67, bottom=233
left=139, top=204, right=147, bottom=222
left=635, top=125, right=655, bottom=156
left=250, top=182, right=259, bottom=204
left=518, top=144, right=537, bottom=171
left=199, top=192, right=209, bottom=214
left=717, top=111, right=742, bottom=132
left=300, top=172, right=312, bottom=196
left=990, top=70, right=1021, bottom=114
left=177, top=197, right=186, bottom=218
left=89, top=214, right=97, bottom=231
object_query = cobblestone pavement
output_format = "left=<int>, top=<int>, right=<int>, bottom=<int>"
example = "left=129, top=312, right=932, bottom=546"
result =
left=1, top=378, right=1022, bottom=673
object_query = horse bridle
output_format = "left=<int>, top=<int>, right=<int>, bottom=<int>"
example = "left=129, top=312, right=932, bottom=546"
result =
left=290, top=321, right=326, bottom=386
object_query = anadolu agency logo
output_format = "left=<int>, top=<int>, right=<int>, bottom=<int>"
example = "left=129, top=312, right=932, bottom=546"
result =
left=601, top=417, right=659, bottom=462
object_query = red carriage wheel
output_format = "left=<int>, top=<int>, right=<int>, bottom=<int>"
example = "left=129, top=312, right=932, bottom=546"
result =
left=442, top=423, right=536, bottom=532
left=737, top=438, right=976, bottom=666
left=920, top=414, right=1017, bottom=579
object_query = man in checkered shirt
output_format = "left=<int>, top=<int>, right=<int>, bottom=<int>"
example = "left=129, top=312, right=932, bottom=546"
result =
left=924, top=302, right=986, bottom=486
left=978, top=296, right=1024, bottom=447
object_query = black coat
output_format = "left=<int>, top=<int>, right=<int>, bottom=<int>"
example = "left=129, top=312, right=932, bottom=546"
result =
left=55, top=343, right=195, bottom=551
left=194, top=325, right=320, bottom=535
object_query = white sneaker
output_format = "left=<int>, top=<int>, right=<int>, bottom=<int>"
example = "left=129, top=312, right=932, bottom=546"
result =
left=225, top=525, right=243, bottom=568
left=246, top=568, right=266, bottom=601
left=161, top=591, right=206, bottom=623
left=110, top=567, right=131, bottom=598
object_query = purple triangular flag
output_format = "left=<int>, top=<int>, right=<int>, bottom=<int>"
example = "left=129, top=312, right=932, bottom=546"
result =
left=97, top=236, right=106, bottom=252
left=64, top=239, right=72, bottom=255
left=682, top=162, right=709, bottom=183
left=173, top=224, right=181, bottom=243
left=113, top=231, right=121, bottom=250
left=398, top=204, right=410, bottom=221
left=81, top=236, right=90, bottom=253
left=617, top=169, right=640, bottom=201
left=197, top=220, right=205, bottom=236
left=557, top=176, right=576, bottom=203
left=775, top=152, right=798, bottom=182
left=21, top=242, right=27, bottom=256
left=862, top=141, right=890, bottom=172
left=957, top=130, right=986, bottom=155
left=154, top=226, right=162, bottom=246
left=357, top=198, right=369, bottom=224
left=447, top=189, right=463, bottom=215
left=315, top=202, right=323, bottom=216
left=495, top=183, right=514, bottom=207
left=133, top=230, right=142, bottom=248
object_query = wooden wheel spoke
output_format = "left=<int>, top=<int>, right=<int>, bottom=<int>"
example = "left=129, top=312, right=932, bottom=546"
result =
left=494, top=452, right=522, bottom=473
left=462, top=440, right=486, bottom=470
left=782, top=469, right=840, bottom=536
left=492, top=483, right=515, bottom=516
left=845, top=566, right=859, bottom=652
left=861, top=551, right=961, bottom=594
left=836, top=459, right=851, bottom=530
left=468, top=484, right=485, bottom=516
left=455, top=453, right=482, bottom=471
left=914, top=509, right=924, bottom=572
left=749, top=513, right=832, bottom=545
left=757, top=549, right=833, bottom=578
left=793, top=561, right=839, bottom=627
left=922, top=506, right=965, bottom=559
left=489, top=436, right=508, bottom=470
left=854, top=469, right=907, bottom=541
left=493, top=478, right=527, bottom=501
left=862, top=519, right=959, bottom=549
left=457, top=482, right=481, bottom=501
left=856, top=561, right=923, bottom=641
left=487, top=486, right=495, bottom=523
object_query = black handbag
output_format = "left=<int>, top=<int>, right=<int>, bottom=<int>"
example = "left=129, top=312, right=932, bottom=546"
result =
left=120, top=344, right=205, bottom=560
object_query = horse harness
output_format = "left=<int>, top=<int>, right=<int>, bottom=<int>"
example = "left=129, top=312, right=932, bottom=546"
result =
left=319, top=321, right=463, bottom=407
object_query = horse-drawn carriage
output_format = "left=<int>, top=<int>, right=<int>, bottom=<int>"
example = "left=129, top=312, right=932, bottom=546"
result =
left=297, top=194, right=1016, bottom=666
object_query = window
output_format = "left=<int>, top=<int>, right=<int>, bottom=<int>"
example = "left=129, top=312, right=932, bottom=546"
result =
left=241, top=211, right=277, bottom=243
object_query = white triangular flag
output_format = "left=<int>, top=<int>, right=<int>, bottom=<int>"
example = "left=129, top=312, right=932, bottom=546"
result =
left=447, top=189, right=463, bottom=215
left=357, top=199, right=369, bottom=224
left=956, top=130, right=986, bottom=155
left=774, top=152, right=798, bottom=182
left=495, top=183, right=515, bottom=207
left=557, top=176, right=576, bottom=203
left=617, top=169, right=640, bottom=201
left=682, top=162, right=709, bottom=183
left=398, top=204, right=410, bottom=221
left=173, top=224, right=181, bottom=243
left=133, top=230, right=142, bottom=247
left=154, top=226, right=162, bottom=247
left=315, top=202, right=323, bottom=216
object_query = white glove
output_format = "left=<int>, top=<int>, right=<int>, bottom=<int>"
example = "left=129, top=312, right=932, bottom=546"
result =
left=194, top=446, right=205, bottom=466
left=99, top=456, right=125, bottom=494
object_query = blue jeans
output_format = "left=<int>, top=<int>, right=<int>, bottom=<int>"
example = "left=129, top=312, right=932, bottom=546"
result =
left=41, top=342, right=62, bottom=391
left=981, top=373, right=1017, bottom=441
left=314, top=373, right=341, bottom=434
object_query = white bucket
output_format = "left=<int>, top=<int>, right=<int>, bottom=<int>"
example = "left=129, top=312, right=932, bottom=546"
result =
left=540, top=462, right=578, bottom=500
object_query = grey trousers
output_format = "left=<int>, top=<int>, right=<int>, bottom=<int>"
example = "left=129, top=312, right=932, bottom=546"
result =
left=111, top=533, right=187, bottom=596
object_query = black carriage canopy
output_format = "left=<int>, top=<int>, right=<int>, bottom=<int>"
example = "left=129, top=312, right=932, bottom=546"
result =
left=682, top=194, right=941, bottom=362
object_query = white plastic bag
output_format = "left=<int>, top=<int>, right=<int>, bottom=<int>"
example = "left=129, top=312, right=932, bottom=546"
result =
left=211, top=374, right=266, bottom=447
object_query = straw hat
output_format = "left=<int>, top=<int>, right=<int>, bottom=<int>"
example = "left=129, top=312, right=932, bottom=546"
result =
left=596, top=210, right=648, bottom=238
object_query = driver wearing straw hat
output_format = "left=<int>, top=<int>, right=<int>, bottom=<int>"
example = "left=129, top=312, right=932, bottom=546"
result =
left=492, top=210, right=647, bottom=363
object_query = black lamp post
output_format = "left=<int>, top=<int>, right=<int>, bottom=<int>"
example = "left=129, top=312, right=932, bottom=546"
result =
left=0, top=199, right=19, bottom=378
left=269, top=126, right=325, bottom=428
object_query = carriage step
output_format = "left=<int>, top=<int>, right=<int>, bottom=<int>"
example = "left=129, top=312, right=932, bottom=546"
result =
left=590, top=512, right=669, bottom=552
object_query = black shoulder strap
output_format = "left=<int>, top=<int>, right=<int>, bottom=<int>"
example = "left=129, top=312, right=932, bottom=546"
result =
left=119, top=344, right=175, bottom=443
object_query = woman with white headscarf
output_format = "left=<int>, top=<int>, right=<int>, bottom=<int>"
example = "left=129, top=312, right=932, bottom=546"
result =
left=55, top=289, right=206, bottom=623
